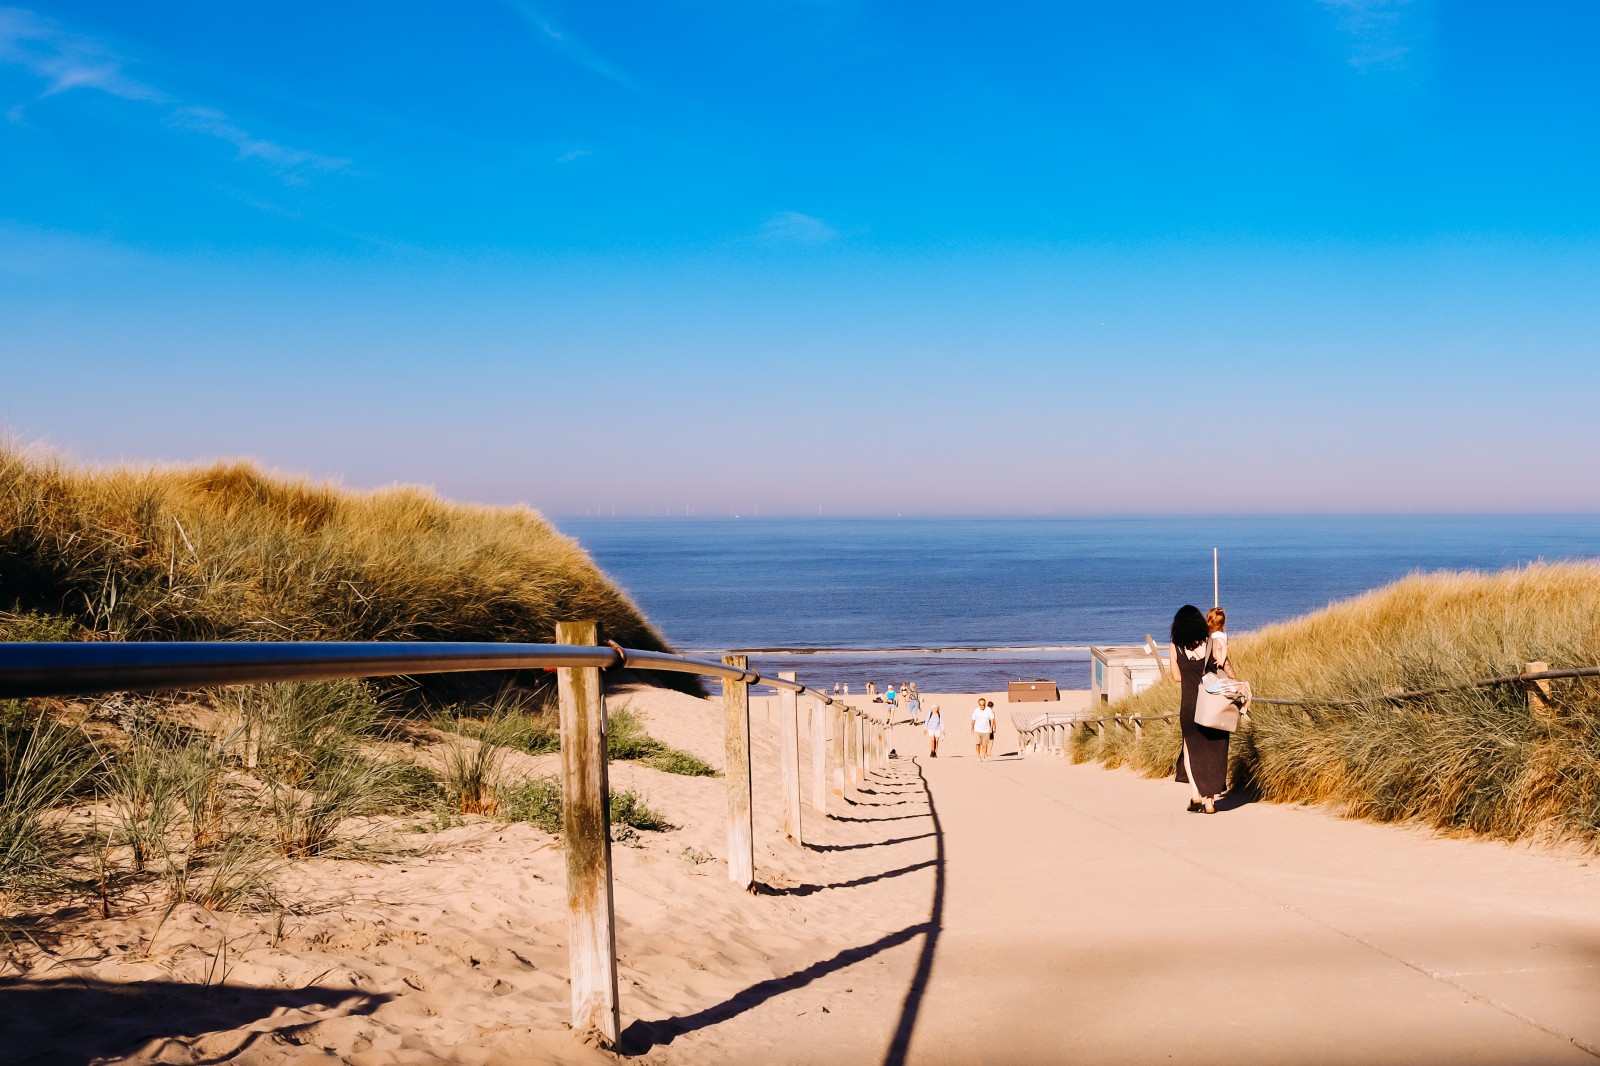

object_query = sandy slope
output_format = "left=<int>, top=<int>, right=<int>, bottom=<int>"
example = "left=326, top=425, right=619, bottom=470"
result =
left=5, top=683, right=1597, bottom=1064
left=2, top=684, right=948, bottom=1065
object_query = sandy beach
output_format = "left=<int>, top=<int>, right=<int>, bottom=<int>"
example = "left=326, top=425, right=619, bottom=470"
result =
left=3, top=684, right=1003, bottom=1064
left=6, top=682, right=1597, bottom=1064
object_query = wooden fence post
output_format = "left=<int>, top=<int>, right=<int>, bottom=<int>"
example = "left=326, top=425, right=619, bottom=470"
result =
left=554, top=620, right=620, bottom=1048
left=811, top=697, right=829, bottom=813
left=722, top=654, right=754, bottom=889
left=778, top=671, right=802, bottom=846
left=1524, top=661, right=1555, bottom=723
left=846, top=707, right=862, bottom=792
left=838, top=701, right=851, bottom=793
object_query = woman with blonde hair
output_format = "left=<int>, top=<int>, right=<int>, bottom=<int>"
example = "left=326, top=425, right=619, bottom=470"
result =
left=1170, top=604, right=1229, bottom=814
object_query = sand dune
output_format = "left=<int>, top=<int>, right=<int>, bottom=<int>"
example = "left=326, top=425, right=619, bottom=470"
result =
left=3, top=684, right=958, bottom=1064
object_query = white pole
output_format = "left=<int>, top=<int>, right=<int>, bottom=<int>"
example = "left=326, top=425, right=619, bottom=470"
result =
left=1213, top=547, right=1219, bottom=608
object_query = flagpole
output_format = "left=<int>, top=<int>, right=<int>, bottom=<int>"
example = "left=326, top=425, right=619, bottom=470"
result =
left=1213, top=547, right=1219, bottom=608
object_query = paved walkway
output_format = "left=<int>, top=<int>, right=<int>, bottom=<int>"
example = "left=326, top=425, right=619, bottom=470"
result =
left=883, top=746, right=1600, bottom=1065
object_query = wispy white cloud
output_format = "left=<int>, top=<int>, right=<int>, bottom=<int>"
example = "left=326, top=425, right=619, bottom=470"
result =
left=1319, top=0, right=1422, bottom=72
left=0, top=7, right=348, bottom=182
left=556, top=148, right=592, bottom=163
left=169, top=107, right=349, bottom=181
left=0, top=7, right=167, bottom=101
left=760, top=210, right=838, bottom=244
left=501, top=2, right=641, bottom=92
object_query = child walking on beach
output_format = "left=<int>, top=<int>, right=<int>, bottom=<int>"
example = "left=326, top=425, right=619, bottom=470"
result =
left=925, top=706, right=943, bottom=757
left=1207, top=606, right=1235, bottom=679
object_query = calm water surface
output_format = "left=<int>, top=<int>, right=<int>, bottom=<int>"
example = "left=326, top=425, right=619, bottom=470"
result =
left=555, top=516, right=1600, bottom=692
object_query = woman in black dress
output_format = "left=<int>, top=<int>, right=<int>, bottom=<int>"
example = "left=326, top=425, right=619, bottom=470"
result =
left=1169, top=604, right=1229, bottom=814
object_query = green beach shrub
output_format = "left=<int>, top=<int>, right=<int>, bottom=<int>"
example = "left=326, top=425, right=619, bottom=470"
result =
left=499, top=774, right=672, bottom=838
left=607, top=705, right=718, bottom=777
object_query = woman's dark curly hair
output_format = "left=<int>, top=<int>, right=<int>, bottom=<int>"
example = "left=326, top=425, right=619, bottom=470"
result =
left=1170, top=604, right=1209, bottom=650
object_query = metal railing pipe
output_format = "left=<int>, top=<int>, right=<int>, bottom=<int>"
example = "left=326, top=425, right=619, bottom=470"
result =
left=0, top=641, right=857, bottom=706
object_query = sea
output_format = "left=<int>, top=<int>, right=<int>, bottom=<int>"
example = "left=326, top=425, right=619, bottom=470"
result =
left=553, top=515, right=1600, bottom=695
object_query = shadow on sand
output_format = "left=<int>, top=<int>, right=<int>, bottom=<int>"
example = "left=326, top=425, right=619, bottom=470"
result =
left=803, top=831, right=936, bottom=853
left=0, top=978, right=392, bottom=1064
left=621, top=759, right=946, bottom=1062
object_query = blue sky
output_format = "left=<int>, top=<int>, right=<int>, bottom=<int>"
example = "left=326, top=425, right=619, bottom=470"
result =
left=3, top=1, right=1598, bottom=514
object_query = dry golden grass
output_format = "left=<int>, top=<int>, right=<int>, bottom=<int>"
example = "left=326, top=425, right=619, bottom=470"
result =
left=1075, top=563, right=1600, bottom=847
left=0, top=442, right=685, bottom=691
left=0, top=443, right=704, bottom=914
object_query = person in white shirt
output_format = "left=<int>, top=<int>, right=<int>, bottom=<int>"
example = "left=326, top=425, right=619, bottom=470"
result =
left=972, top=699, right=996, bottom=761
left=925, top=706, right=943, bottom=757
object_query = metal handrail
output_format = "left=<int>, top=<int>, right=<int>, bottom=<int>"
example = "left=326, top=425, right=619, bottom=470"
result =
left=1015, top=665, right=1598, bottom=742
left=0, top=640, right=861, bottom=710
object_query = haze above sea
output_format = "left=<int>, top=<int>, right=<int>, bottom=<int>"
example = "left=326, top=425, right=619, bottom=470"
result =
left=555, top=516, right=1600, bottom=694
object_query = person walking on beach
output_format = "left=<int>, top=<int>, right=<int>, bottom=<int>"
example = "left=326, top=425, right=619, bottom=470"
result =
left=907, top=691, right=922, bottom=725
left=1170, top=604, right=1229, bottom=814
left=925, top=705, right=943, bottom=757
left=885, top=684, right=898, bottom=719
left=972, top=698, right=995, bottom=761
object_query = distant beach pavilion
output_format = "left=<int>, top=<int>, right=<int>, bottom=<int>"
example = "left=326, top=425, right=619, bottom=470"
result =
left=1089, top=645, right=1163, bottom=704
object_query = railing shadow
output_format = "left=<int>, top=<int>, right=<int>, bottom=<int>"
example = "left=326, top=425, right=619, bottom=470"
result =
left=753, top=858, right=936, bottom=897
left=831, top=812, right=928, bottom=824
left=803, top=832, right=935, bottom=853
left=619, top=921, right=929, bottom=1053
left=620, top=759, right=946, bottom=1058
left=881, top=756, right=942, bottom=1066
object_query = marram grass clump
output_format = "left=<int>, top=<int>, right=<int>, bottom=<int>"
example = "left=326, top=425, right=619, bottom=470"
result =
left=1075, top=563, right=1600, bottom=847
left=0, top=442, right=691, bottom=693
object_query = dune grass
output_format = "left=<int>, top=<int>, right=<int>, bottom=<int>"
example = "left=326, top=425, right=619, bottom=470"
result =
left=0, top=445, right=712, bottom=922
left=435, top=697, right=717, bottom=776
left=0, top=703, right=97, bottom=899
left=606, top=704, right=718, bottom=776
left=0, top=442, right=693, bottom=696
left=499, top=775, right=672, bottom=841
left=1074, top=562, right=1600, bottom=847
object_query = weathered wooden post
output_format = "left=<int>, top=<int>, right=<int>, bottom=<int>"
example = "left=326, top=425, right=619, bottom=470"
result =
left=722, top=654, right=755, bottom=889
left=811, top=696, right=829, bottom=813
left=846, top=707, right=862, bottom=792
left=1524, top=661, right=1555, bottom=723
left=554, top=620, right=620, bottom=1047
left=778, top=671, right=802, bottom=846
left=838, top=707, right=849, bottom=791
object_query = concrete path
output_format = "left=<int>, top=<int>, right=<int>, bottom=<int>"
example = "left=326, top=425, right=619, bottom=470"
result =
left=890, top=746, right=1600, bottom=1065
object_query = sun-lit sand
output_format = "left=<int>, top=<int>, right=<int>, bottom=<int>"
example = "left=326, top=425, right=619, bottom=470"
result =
left=5, top=683, right=1061, bottom=1064
left=10, top=680, right=1597, bottom=1064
